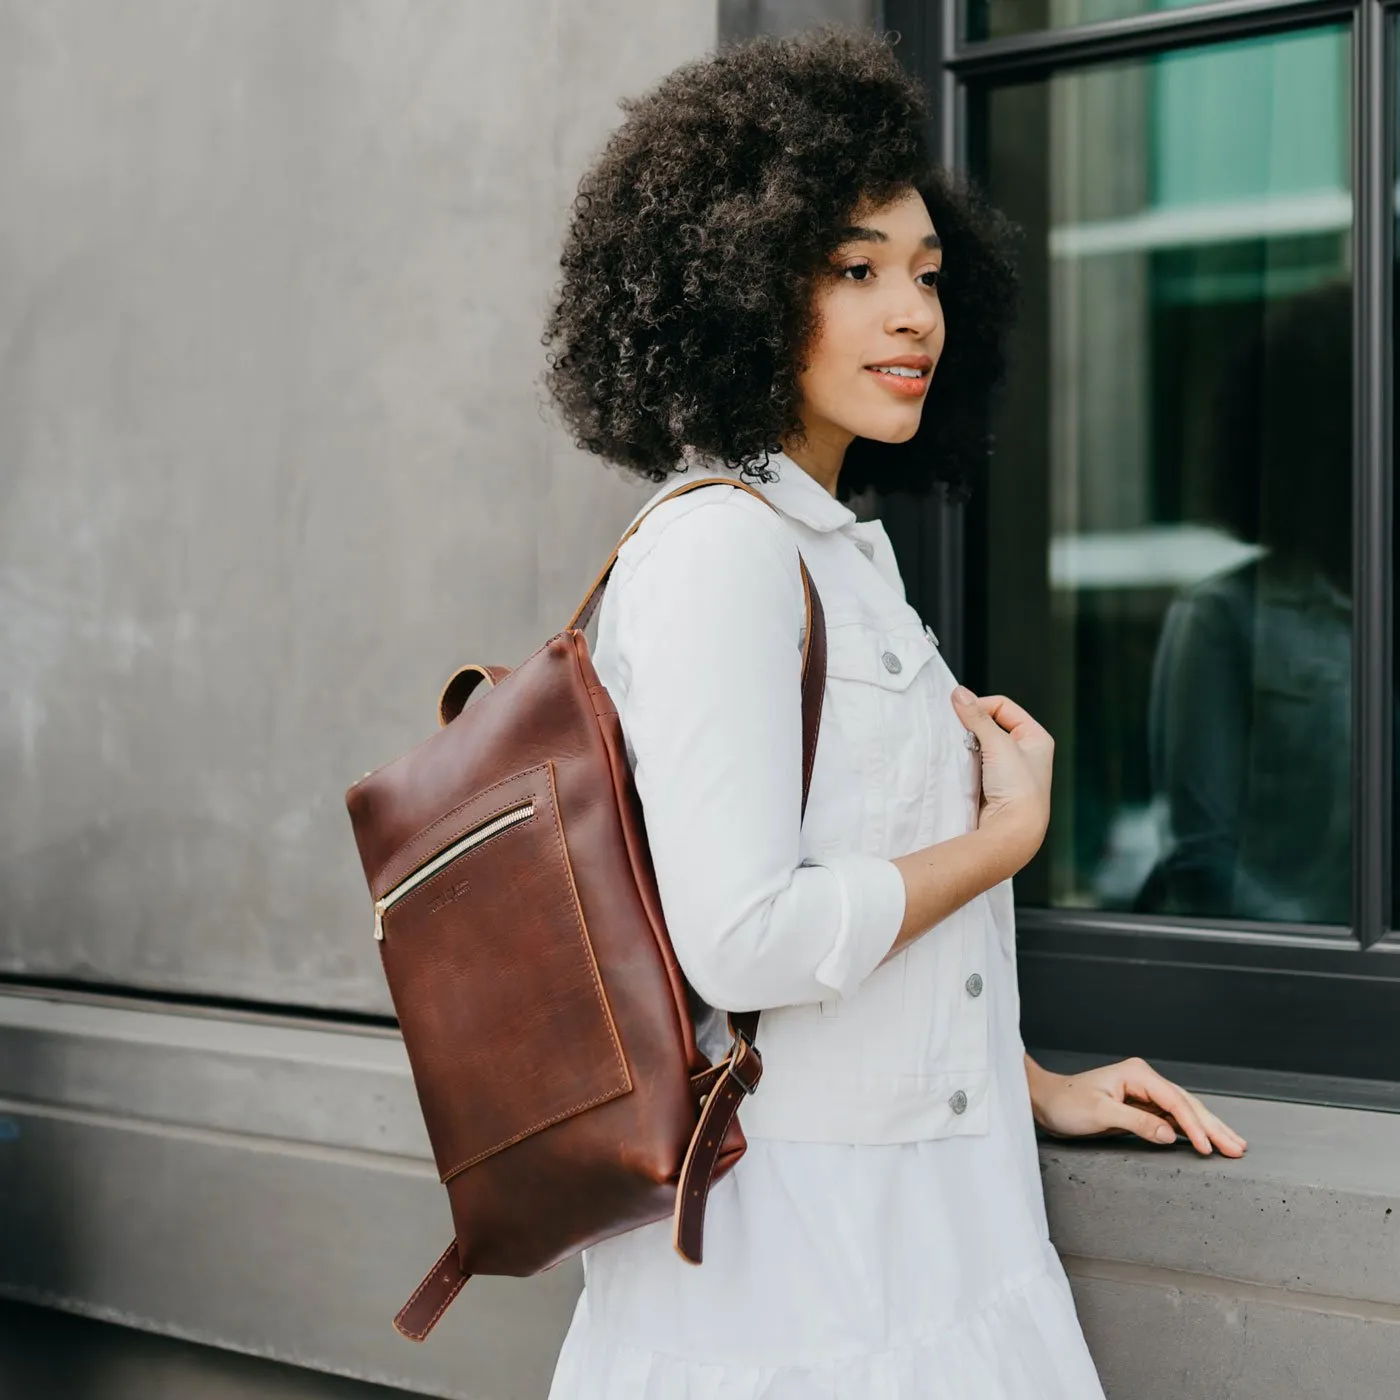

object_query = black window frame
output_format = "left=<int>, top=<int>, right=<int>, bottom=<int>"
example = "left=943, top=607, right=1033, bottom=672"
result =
left=882, top=0, right=1400, bottom=1101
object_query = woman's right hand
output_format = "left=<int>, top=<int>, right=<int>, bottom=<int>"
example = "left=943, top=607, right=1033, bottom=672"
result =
left=884, top=688, right=1055, bottom=957
left=951, top=687, right=1054, bottom=876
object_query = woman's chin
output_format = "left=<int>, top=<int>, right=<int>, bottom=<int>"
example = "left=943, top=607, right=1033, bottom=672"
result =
left=850, top=415, right=923, bottom=447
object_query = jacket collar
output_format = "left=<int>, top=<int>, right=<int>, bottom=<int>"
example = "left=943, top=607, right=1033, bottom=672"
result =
left=681, top=450, right=857, bottom=533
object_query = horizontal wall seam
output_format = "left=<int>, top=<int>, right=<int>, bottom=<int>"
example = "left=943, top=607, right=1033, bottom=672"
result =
left=0, top=1095, right=436, bottom=1176
left=1060, top=1252, right=1400, bottom=1323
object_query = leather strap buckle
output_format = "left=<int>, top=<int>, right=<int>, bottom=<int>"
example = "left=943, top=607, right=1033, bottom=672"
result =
left=725, top=1032, right=761, bottom=1095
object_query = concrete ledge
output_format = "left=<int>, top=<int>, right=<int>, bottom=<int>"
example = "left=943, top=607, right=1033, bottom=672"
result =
left=0, top=989, right=431, bottom=1158
left=1039, top=1093, right=1400, bottom=1306
left=4, top=992, right=1399, bottom=1397
left=1067, top=1264, right=1400, bottom=1400
left=0, top=991, right=576, bottom=1399
left=1041, top=1092, right=1400, bottom=1397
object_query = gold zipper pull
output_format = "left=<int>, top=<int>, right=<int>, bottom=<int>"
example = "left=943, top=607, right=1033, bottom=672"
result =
left=373, top=898, right=387, bottom=941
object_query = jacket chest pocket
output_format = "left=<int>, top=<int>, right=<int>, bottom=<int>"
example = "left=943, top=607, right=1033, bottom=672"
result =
left=811, top=619, right=942, bottom=1019
left=822, top=619, right=942, bottom=824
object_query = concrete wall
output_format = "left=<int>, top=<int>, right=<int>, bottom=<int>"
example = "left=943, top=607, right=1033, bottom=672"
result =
left=720, top=0, right=877, bottom=41
left=0, top=2, right=711, bottom=1394
left=1, top=0, right=710, bottom=1014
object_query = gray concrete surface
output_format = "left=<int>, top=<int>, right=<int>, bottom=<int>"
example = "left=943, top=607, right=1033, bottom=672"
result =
left=1042, top=1094, right=1400, bottom=1307
left=0, top=990, right=578, bottom=1398
left=0, top=1104, right=582, bottom=1400
left=3, top=993, right=1399, bottom=1397
left=719, top=0, right=877, bottom=43
left=1069, top=1265, right=1400, bottom=1400
left=0, top=1299, right=427, bottom=1400
left=0, top=0, right=709, bottom=1014
left=1043, top=1094, right=1400, bottom=1398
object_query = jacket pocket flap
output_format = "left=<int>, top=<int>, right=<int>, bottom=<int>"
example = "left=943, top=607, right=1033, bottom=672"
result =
left=824, top=619, right=938, bottom=693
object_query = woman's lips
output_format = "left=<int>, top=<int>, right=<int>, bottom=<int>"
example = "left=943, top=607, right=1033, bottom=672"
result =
left=864, top=366, right=929, bottom=398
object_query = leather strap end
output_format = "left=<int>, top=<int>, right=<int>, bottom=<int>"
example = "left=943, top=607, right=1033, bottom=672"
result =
left=393, top=1239, right=471, bottom=1342
left=671, top=1037, right=763, bottom=1265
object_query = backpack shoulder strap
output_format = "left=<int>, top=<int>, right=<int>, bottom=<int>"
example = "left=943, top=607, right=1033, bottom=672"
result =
left=568, top=475, right=825, bottom=820
left=566, top=474, right=826, bottom=1266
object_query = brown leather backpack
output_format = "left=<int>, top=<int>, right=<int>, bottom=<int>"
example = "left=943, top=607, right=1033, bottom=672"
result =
left=344, top=477, right=826, bottom=1341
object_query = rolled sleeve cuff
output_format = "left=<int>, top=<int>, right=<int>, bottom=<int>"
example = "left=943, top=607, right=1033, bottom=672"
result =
left=807, top=853, right=907, bottom=1000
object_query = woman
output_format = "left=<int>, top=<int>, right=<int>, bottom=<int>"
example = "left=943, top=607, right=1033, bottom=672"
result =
left=540, top=26, right=1246, bottom=1398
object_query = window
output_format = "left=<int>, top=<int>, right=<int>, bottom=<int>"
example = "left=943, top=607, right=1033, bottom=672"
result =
left=969, top=0, right=1211, bottom=43
left=884, top=1, right=1400, bottom=1099
left=979, top=28, right=1353, bottom=924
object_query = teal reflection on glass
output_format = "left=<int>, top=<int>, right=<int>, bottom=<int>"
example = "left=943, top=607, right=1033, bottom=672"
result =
left=974, top=28, right=1353, bottom=924
left=969, top=0, right=1207, bottom=43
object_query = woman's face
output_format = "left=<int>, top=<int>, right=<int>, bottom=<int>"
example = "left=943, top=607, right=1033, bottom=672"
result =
left=789, top=186, right=945, bottom=471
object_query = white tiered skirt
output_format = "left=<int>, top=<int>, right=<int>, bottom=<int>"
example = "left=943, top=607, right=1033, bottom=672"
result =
left=546, top=966, right=1106, bottom=1399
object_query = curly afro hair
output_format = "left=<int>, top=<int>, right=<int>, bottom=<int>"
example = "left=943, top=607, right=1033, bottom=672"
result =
left=541, top=25, right=1018, bottom=503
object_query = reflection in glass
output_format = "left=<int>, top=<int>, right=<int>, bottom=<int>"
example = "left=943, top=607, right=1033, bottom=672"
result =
left=974, top=28, right=1353, bottom=923
left=968, top=0, right=1205, bottom=43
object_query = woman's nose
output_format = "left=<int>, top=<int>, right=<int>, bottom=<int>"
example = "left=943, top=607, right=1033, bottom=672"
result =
left=884, top=284, right=940, bottom=338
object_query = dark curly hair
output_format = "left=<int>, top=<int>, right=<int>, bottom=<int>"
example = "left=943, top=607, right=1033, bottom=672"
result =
left=541, top=25, right=1019, bottom=503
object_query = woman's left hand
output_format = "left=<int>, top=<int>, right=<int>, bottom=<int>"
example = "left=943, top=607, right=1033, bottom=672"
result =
left=1025, top=1055, right=1247, bottom=1157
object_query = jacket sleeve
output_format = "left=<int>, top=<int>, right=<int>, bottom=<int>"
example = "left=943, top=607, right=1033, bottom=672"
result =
left=610, top=492, right=906, bottom=1014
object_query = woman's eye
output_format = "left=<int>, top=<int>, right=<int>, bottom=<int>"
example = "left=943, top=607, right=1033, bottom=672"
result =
left=920, top=268, right=943, bottom=290
left=839, top=263, right=873, bottom=281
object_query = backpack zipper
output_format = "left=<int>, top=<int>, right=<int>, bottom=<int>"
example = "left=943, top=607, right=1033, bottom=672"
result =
left=374, top=801, right=535, bottom=940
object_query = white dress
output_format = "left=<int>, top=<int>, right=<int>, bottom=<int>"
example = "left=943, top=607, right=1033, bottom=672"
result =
left=547, top=459, right=1106, bottom=1400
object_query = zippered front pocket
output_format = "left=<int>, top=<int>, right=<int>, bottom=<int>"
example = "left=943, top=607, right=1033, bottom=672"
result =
left=374, top=801, right=536, bottom=940
left=370, top=760, right=632, bottom=1183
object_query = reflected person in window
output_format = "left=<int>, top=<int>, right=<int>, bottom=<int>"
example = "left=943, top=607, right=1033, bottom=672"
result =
left=1139, top=282, right=1351, bottom=924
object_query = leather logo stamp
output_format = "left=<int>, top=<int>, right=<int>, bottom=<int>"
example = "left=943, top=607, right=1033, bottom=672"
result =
left=428, top=879, right=471, bottom=916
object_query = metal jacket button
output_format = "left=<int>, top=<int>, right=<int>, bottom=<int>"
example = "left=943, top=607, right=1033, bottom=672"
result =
left=965, top=973, right=983, bottom=998
left=950, top=1090, right=968, bottom=1114
left=881, top=651, right=902, bottom=674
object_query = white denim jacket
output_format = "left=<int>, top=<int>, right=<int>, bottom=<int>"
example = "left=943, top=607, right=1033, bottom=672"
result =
left=591, top=451, right=1016, bottom=1144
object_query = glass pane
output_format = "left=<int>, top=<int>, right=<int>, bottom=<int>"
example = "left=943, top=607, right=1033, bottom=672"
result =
left=968, top=0, right=1207, bottom=43
left=972, top=27, right=1353, bottom=923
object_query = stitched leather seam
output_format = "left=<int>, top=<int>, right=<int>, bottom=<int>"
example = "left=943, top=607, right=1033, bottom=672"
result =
left=415, top=1271, right=469, bottom=1338
left=439, top=1081, right=629, bottom=1184
left=400, top=1240, right=457, bottom=1314
left=387, top=810, right=538, bottom=912
left=395, top=1240, right=467, bottom=1340
left=672, top=1076, right=740, bottom=1259
left=375, top=765, right=548, bottom=893
left=580, top=644, right=702, bottom=1069
left=437, top=758, right=631, bottom=1183
left=542, top=756, right=632, bottom=1091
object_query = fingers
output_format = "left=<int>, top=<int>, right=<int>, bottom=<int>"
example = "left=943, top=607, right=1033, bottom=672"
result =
left=1101, top=1098, right=1180, bottom=1146
left=950, top=688, right=1008, bottom=746
left=1179, top=1088, right=1248, bottom=1157
left=952, top=690, right=1052, bottom=744
left=1120, top=1060, right=1247, bottom=1158
left=979, top=694, right=1047, bottom=736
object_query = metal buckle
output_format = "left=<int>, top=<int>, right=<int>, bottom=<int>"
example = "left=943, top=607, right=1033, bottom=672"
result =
left=725, top=1033, right=760, bottom=1095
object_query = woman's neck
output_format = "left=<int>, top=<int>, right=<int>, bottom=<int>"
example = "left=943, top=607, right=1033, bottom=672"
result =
left=778, top=435, right=847, bottom=497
